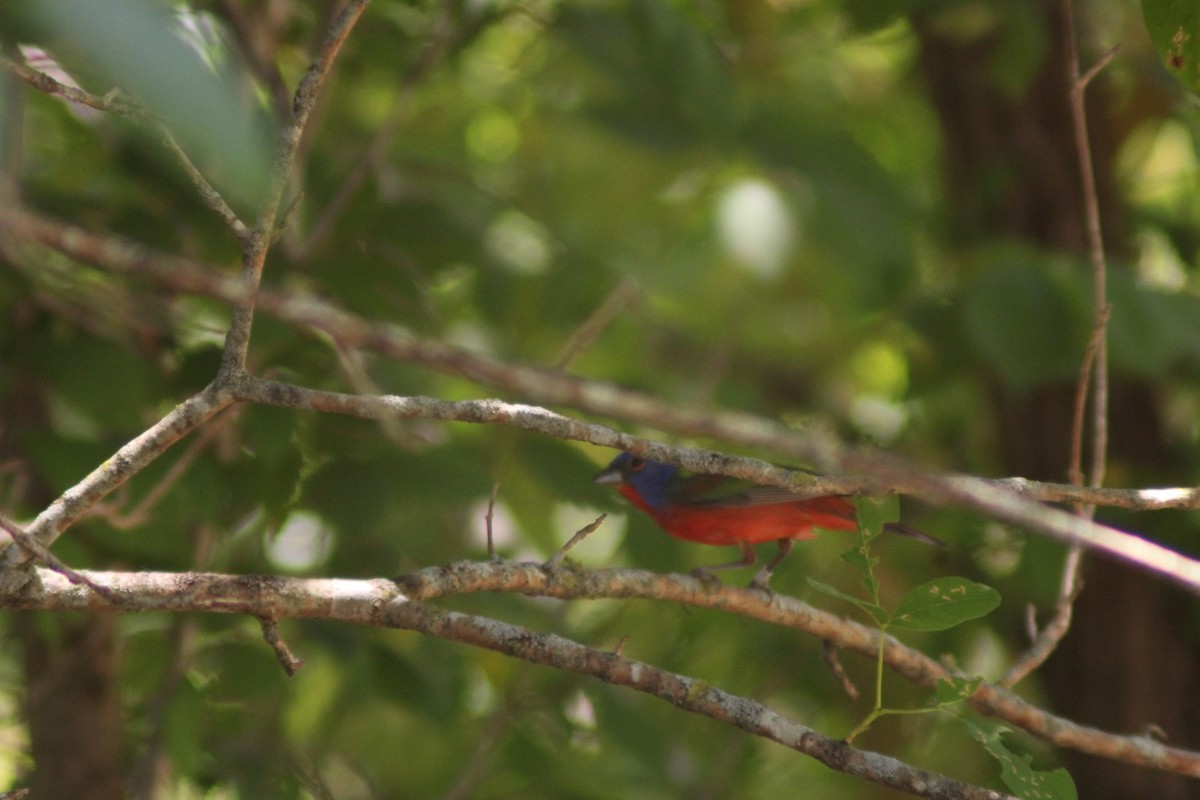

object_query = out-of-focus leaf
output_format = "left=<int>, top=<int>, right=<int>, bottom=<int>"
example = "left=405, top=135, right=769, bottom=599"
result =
left=962, top=258, right=1085, bottom=387
left=855, top=494, right=899, bottom=541
left=1107, top=268, right=1200, bottom=377
left=25, top=0, right=274, bottom=207
left=1142, top=0, right=1200, bottom=94
left=555, top=0, right=733, bottom=145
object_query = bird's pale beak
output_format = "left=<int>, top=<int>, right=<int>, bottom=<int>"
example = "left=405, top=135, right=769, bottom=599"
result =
left=593, top=467, right=624, bottom=486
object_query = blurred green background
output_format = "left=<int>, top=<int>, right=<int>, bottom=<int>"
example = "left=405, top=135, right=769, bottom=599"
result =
left=3, top=0, right=1200, bottom=797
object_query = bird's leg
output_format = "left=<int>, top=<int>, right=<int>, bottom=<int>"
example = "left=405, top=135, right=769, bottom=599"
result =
left=749, top=538, right=793, bottom=590
left=690, top=540, right=757, bottom=584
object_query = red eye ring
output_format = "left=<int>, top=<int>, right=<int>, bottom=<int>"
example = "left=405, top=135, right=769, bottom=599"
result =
left=627, top=457, right=646, bottom=472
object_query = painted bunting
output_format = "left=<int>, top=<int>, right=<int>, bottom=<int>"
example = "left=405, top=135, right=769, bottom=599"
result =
left=594, top=452, right=943, bottom=588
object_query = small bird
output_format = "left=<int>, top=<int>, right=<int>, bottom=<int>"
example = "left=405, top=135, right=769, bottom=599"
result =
left=594, top=452, right=942, bottom=588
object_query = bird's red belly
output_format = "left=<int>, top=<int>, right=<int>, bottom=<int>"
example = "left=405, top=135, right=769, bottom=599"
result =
left=653, top=498, right=858, bottom=545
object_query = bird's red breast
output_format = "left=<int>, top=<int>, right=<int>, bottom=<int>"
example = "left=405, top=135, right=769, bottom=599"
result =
left=618, top=484, right=856, bottom=545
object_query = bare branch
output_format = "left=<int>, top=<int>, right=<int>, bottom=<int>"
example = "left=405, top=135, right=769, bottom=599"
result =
left=381, top=603, right=1013, bottom=800
left=0, top=54, right=248, bottom=237
left=9, top=563, right=1199, bottom=781
left=0, top=516, right=123, bottom=604
left=484, top=483, right=501, bottom=560
left=221, top=0, right=371, bottom=374
left=0, top=53, right=140, bottom=115
left=543, top=514, right=607, bottom=568
left=1003, top=3, right=1121, bottom=687
left=555, top=276, right=640, bottom=369
left=0, top=386, right=234, bottom=579
left=258, top=617, right=304, bottom=676
left=0, top=567, right=1006, bottom=799
left=4, top=205, right=1200, bottom=592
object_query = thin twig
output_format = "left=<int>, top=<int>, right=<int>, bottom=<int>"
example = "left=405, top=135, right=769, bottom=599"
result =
left=152, top=122, right=249, bottom=239
left=0, top=54, right=248, bottom=237
left=1078, top=44, right=1120, bottom=90
left=6, top=206, right=1200, bottom=590
left=0, top=516, right=124, bottom=604
left=484, top=482, right=501, bottom=560
left=822, top=640, right=860, bottom=701
left=88, top=408, right=238, bottom=530
left=220, top=0, right=372, bottom=375
left=0, top=53, right=140, bottom=115
left=543, top=514, right=607, bottom=568
left=1003, top=1, right=1117, bottom=687
left=292, top=0, right=460, bottom=261
left=0, top=386, right=234, bottom=576
left=259, top=617, right=304, bottom=676
left=555, top=276, right=640, bottom=369
left=1066, top=0, right=1113, bottom=502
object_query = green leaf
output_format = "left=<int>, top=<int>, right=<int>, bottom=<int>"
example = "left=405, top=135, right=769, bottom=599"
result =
left=1142, top=0, right=1200, bottom=94
left=935, top=675, right=983, bottom=706
left=808, top=578, right=889, bottom=626
left=839, top=546, right=880, bottom=599
left=890, top=577, right=1001, bottom=632
left=962, top=257, right=1085, bottom=388
left=26, top=0, right=275, bottom=207
left=854, top=494, right=899, bottom=541
left=964, top=719, right=1078, bottom=800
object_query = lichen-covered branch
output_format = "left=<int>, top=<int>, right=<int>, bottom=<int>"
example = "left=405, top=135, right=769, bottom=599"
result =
left=2, top=201, right=1200, bottom=594
left=0, top=385, right=234, bottom=582
left=6, top=562, right=1198, bottom=782
left=0, top=565, right=1012, bottom=799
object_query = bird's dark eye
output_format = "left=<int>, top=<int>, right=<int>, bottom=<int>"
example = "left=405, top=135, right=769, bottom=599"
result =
left=627, top=457, right=646, bottom=472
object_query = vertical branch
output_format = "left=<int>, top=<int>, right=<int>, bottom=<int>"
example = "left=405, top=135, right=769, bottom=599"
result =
left=219, top=0, right=372, bottom=375
left=1003, top=3, right=1116, bottom=687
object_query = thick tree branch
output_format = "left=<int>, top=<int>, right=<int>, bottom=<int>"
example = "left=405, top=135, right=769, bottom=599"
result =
left=380, top=604, right=1011, bottom=800
left=5, top=563, right=1198, bottom=781
left=0, top=567, right=1010, bottom=799
left=2, top=201, right=1200, bottom=593
left=0, top=385, right=234, bottom=581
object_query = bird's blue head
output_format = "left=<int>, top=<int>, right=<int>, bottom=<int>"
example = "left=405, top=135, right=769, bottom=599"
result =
left=593, top=452, right=678, bottom=510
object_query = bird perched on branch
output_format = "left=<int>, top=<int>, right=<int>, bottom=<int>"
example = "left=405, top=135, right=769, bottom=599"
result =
left=594, top=452, right=942, bottom=589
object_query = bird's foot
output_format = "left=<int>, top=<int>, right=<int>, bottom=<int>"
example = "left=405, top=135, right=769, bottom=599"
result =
left=689, top=567, right=725, bottom=589
left=747, top=568, right=776, bottom=595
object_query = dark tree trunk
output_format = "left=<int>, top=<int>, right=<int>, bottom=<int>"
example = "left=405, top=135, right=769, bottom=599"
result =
left=19, top=614, right=126, bottom=800
left=914, top=3, right=1200, bottom=797
left=0, top=332, right=127, bottom=797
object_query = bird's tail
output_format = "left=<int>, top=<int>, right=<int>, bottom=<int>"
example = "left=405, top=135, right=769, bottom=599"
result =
left=883, top=521, right=948, bottom=549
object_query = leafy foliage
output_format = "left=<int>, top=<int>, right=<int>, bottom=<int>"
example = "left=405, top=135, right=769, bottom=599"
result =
left=2, top=0, right=1199, bottom=798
